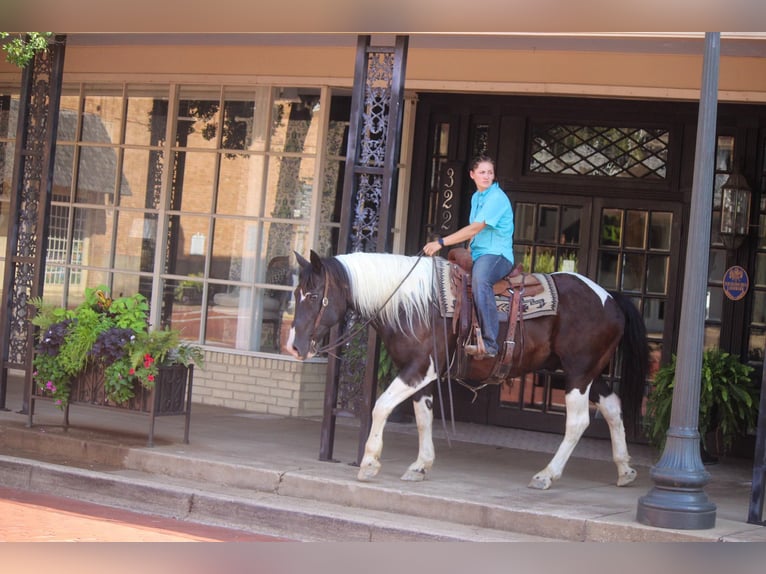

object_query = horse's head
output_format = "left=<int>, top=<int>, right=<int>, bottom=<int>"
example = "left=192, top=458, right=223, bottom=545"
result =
left=286, top=250, right=347, bottom=360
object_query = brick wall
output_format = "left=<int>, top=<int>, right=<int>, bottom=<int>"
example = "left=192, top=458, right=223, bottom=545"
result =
left=192, top=351, right=327, bottom=417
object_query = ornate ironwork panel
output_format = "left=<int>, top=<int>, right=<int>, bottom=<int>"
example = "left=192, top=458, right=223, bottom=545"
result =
left=0, top=36, right=66, bottom=410
left=319, top=36, right=408, bottom=462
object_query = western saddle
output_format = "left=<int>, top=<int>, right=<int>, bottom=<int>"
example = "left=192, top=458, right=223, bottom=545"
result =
left=447, top=248, right=545, bottom=381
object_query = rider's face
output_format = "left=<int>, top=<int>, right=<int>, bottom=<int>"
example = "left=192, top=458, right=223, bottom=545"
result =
left=470, top=161, right=494, bottom=192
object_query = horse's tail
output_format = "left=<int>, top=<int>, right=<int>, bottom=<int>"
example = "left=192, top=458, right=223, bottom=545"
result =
left=611, top=292, right=649, bottom=434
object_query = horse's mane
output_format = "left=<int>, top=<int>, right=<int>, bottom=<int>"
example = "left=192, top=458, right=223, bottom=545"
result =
left=335, top=252, right=436, bottom=333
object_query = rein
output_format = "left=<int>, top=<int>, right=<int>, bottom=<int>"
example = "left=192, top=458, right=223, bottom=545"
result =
left=313, top=251, right=426, bottom=356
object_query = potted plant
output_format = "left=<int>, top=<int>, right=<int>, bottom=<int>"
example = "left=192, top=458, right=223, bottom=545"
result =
left=31, top=285, right=204, bottom=409
left=644, top=348, right=759, bottom=458
left=174, top=273, right=203, bottom=304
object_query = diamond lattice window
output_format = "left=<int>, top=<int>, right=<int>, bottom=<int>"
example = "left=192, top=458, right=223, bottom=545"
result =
left=529, top=124, right=669, bottom=179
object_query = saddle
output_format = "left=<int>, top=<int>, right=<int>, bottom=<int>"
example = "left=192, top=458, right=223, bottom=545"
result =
left=447, top=248, right=545, bottom=381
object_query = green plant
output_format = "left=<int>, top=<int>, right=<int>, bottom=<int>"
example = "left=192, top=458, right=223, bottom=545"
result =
left=644, top=349, right=759, bottom=455
left=1, top=32, right=52, bottom=68
left=31, top=286, right=203, bottom=407
left=174, top=274, right=203, bottom=303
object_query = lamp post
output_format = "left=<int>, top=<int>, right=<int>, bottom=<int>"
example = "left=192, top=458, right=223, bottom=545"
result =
left=636, top=32, right=720, bottom=530
left=720, top=170, right=752, bottom=251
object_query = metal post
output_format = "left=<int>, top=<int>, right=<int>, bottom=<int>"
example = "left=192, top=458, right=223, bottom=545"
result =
left=636, top=32, right=720, bottom=530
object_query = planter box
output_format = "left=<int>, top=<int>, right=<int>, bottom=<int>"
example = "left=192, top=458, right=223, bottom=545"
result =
left=29, top=364, right=194, bottom=447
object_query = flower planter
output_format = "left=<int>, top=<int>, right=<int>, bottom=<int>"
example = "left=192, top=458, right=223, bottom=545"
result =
left=29, top=364, right=194, bottom=447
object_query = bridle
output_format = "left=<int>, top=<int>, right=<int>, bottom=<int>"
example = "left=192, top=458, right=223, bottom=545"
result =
left=303, top=252, right=426, bottom=356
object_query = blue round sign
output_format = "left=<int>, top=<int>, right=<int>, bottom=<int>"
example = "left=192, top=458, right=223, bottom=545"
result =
left=723, top=265, right=749, bottom=301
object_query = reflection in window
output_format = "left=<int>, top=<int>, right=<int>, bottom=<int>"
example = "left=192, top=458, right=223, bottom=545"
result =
left=13, top=82, right=344, bottom=356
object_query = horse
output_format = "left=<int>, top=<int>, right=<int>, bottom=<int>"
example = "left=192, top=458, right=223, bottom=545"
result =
left=286, top=250, right=649, bottom=490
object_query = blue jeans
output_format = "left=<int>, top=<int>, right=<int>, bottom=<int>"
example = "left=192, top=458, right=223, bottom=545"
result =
left=471, top=254, right=514, bottom=355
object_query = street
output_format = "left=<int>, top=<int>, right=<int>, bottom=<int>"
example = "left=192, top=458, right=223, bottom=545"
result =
left=0, top=486, right=289, bottom=542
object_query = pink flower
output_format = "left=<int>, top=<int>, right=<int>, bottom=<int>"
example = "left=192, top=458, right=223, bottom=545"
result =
left=147, top=374, right=155, bottom=382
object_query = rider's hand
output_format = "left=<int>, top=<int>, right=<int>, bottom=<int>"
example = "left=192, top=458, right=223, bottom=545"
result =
left=423, top=240, right=442, bottom=256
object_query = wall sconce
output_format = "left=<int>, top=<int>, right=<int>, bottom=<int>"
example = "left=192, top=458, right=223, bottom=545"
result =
left=720, top=170, right=751, bottom=250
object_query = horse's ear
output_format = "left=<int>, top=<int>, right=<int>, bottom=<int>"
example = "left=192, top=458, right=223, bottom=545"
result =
left=294, top=251, right=310, bottom=270
left=309, top=250, right=324, bottom=273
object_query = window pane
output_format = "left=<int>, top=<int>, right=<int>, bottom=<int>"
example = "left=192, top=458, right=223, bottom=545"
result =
left=621, top=253, right=644, bottom=291
left=649, top=211, right=672, bottom=250
left=624, top=210, right=647, bottom=249
left=171, top=151, right=215, bottom=212
left=537, top=205, right=559, bottom=243
left=76, top=146, right=118, bottom=204
left=270, top=87, right=320, bottom=154
left=216, top=153, right=265, bottom=216
left=120, top=148, right=164, bottom=208
left=706, top=286, right=723, bottom=321
left=164, top=277, right=203, bottom=342
left=221, top=89, right=261, bottom=152
left=598, top=251, right=619, bottom=290
left=320, top=159, right=344, bottom=225
left=57, top=95, right=80, bottom=142
left=643, top=298, right=665, bottom=338
left=601, top=209, right=622, bottom=247
left=646, top=254, right=669, bottom=295
left=69, top=269, right=110, bottom=305
left=207, top=285, right=251, bottom=348
left=756, top=253, right=766, bottom=286
left=125, top=85, right=167, bottom=147
left=0, top=93, right=18, bottom=138
left=52, top=144, right=74, bottom=201
left=0, top=140, right=14, bottom=199
left=177, top=87, right=221, bottom=149
left=265, top=156, right=314, bottom=219
left=210, top=218, right=255, bottom=281
left=260, top=220, right=298, bottom=262
left=749, top=325, right=766, bottom=363
left=532, top=247, right=556, bottom=273
left=169, top=214, right=209, bottom=273
left=752, top=291, right=766, bottom=324
left=515, top=203, right=535, bottom=242
left=76, top=207, right=111, bottom=268
left=82, top=85, right=122, bottom=145
left=114, top=211, right=157, bottom=273
left=560, top=206, right=581, bottom=244
left=716, top=135, right=734, bottom=172
left=111, top=272, right=145, bottom=300
left=707, top=248, right=727, bottom=282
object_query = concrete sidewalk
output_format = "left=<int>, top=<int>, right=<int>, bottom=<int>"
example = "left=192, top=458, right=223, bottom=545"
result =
left=0, top=375, right=764, bottom=542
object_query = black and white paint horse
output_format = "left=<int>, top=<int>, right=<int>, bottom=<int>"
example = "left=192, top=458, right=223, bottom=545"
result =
left=286, top=251, right=648, bottom=490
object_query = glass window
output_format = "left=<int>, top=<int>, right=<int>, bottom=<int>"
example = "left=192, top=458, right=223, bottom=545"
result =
left=529, top=124, right=669, bottom=179
left=27, top=82, right=344, bottom=355
left=124, top=85, right=167, bottom=147
left=82, top=84, right=123, bottom=145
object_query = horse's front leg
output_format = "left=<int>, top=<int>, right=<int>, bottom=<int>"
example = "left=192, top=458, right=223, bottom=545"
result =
left=529, top=385, right=591, bottom=490
left=357, top=376, right=413, bottom=482
left=400, top=394, right=434, bottom=482
left=357, top=361, right=436, bottom=481
left=595, top=392, right=637, bottom=486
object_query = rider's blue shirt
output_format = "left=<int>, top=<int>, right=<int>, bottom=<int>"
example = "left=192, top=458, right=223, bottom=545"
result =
left=469, top=182, right=514, bottom=263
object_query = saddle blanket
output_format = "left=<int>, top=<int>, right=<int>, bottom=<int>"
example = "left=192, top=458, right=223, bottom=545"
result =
left=436, top=258, right=559, bottom=320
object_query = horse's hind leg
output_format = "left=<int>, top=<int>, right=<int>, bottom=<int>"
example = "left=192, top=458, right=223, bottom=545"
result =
left=594, top=391, right=637, bottom=486
left=400, top=394, right=434, bottom=482
left=529, top=385, right=591, bottom=490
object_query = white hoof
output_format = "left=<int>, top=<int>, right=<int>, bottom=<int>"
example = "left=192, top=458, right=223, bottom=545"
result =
left=357, top=459, right=381, bottom=482
left=528, top=473, right=552, bottom=490
left=617, top=467, right=637, bottom=486
left=400, top=468, right=427, bottom=482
